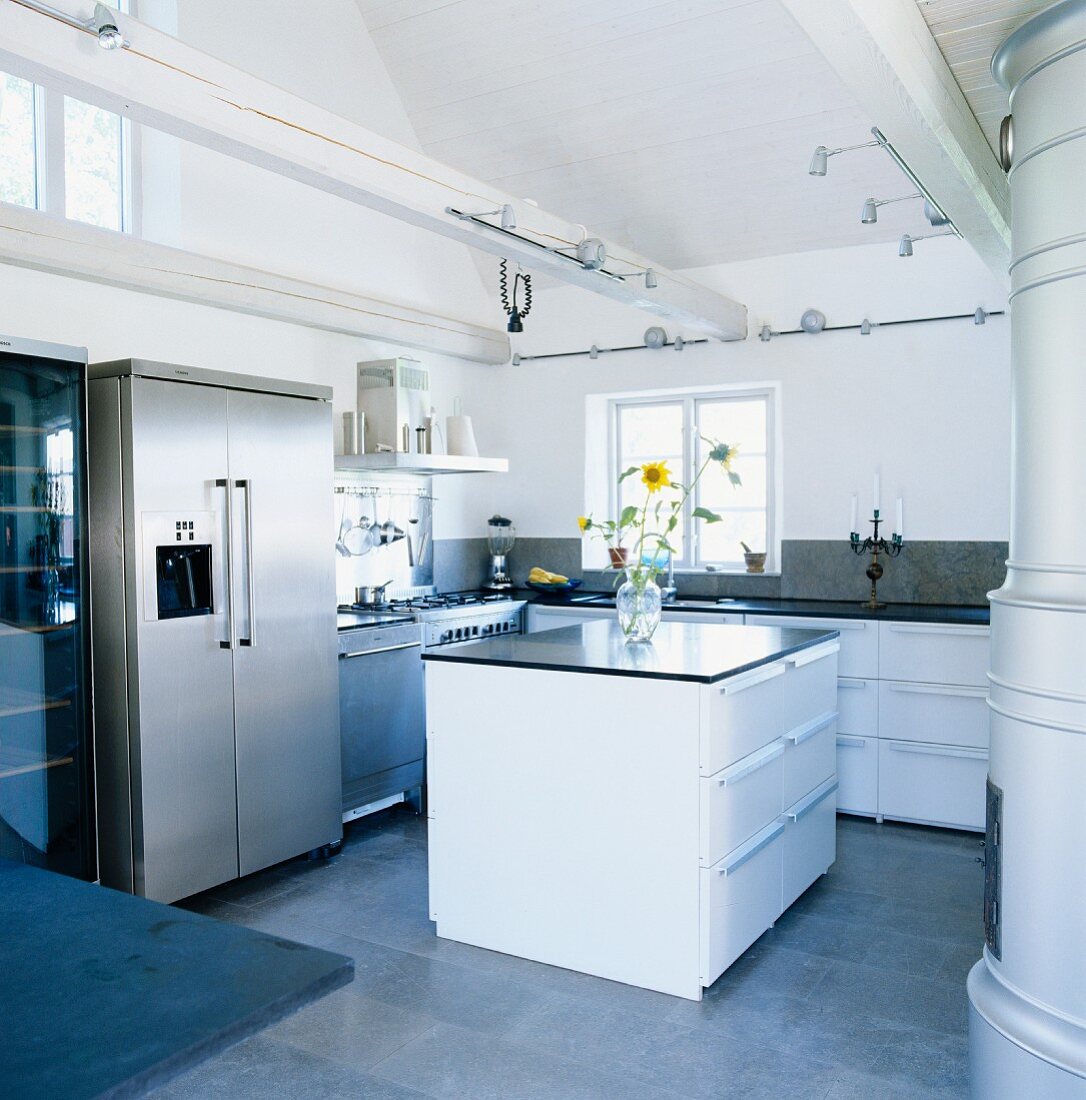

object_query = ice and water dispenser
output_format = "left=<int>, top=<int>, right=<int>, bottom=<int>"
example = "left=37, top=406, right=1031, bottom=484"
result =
left=142, top=511, right=216, bottom=620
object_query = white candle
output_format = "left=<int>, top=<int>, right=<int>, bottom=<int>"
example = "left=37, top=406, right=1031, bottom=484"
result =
left=873, top=473, right=881, bottom=514
left=850, top=494, right=858, bottom=534
left=896, top=497, right=904, bottom=539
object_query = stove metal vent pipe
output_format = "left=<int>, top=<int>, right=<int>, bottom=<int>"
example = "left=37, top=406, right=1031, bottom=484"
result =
left=971, top=3, right=1086, bottom=1095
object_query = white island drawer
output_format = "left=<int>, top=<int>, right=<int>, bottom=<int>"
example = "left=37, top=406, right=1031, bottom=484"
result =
left=746, top=616, right=877, bottom=678
left=878, top=622, right=989, bottom=687
left=782, top=778, right=837, bottom=910
left=878, top=739, right=987, bottom=831
left=700, top=738, right=785, bottom=867
left=836, top=678, right=878, bottom=735
left=782, top=711, right=837, bottom=810
left=702, top=663, right=786, bottom=776
left=835, top=735, right=878, bottom=816
left=779, top=644, right=839, bottom=736
left=701, top=820, right=783, bottom=987
left=879, top=681, right=989, bottom=749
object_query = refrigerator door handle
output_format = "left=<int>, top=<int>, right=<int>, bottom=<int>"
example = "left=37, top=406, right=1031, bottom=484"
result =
left=236, top=478, right=256, bottom=647
left=216, top=478, right=235, bottom=650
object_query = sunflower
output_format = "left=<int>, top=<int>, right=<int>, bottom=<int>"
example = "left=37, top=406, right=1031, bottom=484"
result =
left=709, top=441, right=739, bottom=470
left=641, top=461, right=671, bottom=494
left=578, top=515, right=590, bottom=532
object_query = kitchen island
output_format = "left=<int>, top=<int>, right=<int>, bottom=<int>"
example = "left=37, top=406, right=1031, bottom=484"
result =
left=424, top=619, right=840, bottom=1000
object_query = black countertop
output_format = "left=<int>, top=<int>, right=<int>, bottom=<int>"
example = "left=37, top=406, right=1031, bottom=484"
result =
left=422, top=619, right=839, bottom=684
left=0, top=861, right=352, bottom=1099
left=519, top=590, right=989, bottom=625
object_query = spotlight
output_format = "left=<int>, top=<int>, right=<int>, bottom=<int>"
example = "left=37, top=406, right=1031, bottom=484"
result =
left=860, top=193, right=921, bottom=224
left=898, top=230, right=955, bottom=257
left=974, top=308, right=987, bottom=325
left=759, top=325, right=772, bottom=343
left=447, top=203, right=516, bottom=230
left=644, top=327, right=668, bottom=349
left=860, top=319, right=873, bottom=335
left=807, top=136, right=883, bottom=176
left=645, top=269, right=658, bottom=289
left=506, top=309, right=523, bottom=334
left=588, top=345, right=599, bottom=360
left=800, top=308, right=826, bottom=334
left=499, top=204, right=516, bottom=230
left=673, top=336, right=685, bottom=352
left=92, top=4, right=124, bottom=49
left=924, top=200, right=950, bottom=227
left=576, top=238, right=607, bottom=270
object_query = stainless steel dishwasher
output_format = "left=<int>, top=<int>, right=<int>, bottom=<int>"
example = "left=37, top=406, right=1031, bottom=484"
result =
left=337, top=616, right=425, bottom=821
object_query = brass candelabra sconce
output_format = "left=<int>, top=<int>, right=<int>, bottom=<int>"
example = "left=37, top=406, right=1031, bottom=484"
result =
left=850, top=511, right=903, bottom=610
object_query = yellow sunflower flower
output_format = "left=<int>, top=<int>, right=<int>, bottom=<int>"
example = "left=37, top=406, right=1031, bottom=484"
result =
left=641, top=461, right=671, bottom=494
left=577, top=515, right=590, bottom=532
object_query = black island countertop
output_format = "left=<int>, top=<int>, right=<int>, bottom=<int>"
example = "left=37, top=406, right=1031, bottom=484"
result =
left=519, top=590, right=990, bottom=626
left=422, top=619, right=839, bottom=684
left=0, top=861, right=352, bottom=1099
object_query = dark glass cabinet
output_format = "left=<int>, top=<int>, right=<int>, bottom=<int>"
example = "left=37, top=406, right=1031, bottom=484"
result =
left=0, top=337, right=95, bottom=880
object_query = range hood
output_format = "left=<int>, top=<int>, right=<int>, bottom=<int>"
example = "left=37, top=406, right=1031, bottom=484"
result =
left=334, top=453, right=508, bottom=476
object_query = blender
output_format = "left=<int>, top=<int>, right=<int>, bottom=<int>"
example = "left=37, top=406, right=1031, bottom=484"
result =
left=485, top=515, right=515, bottom=590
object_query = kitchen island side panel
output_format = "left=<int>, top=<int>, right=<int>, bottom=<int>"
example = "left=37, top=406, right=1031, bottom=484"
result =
left=426, top=661, right=703, bottom=1000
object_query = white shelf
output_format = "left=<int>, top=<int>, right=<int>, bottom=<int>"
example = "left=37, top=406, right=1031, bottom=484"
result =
left=334, top=452, right=508, bottom=476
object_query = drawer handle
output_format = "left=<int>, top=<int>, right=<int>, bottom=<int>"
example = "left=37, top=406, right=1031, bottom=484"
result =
left=786, top=779, right=838, bottom=822
left=836, top=735, right=867, bottom=748
left=718, top=662, right=786, bottom=695
left=717, top=739, right=785, bottom=786
left=837, top=678, right=868, bottom=689
left=786, top=710, right=837, bottom=745
left=788, top=642, right=840, bottom=668
left=751, top=618, right=865, bottom=631
left=887, top=682, right=988, bottom=699
left=887, top=623, right=989, bottom=637
left=341, top=641, right=421, bottom=659
left=718, top=821, right=785, bottom=876
left=888, top=742, right=988, bottom=760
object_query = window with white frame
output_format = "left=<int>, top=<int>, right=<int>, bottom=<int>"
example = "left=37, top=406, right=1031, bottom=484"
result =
left=608, top=386, right=778, bottom=572
left=0, top=5, right=138, bottom=233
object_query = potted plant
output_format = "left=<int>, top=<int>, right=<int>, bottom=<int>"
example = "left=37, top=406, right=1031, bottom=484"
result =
left=579, top=437, right=741, bottom=642
left=741, top=542, right=767, bottom=574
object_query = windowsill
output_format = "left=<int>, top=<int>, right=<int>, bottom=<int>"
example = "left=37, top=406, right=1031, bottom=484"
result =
left=584, top=566, right=782, bottom=578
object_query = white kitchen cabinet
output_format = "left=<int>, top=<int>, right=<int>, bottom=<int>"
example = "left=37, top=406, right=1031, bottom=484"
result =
left=835, top=677, right=878, bottom=735
left=878, top=680, right=990, bottom=750
left=877, top=739, right=988, bottom=830
left=745, top=615, right=877, bottom=678
left=743, top=613, right=990, bottom=831
left=877, top=622, right=989, bottom=688
left=663, top=611, right=745, bottom=625
left=781, top=777, right=838, bottom=910
left=426, top=624, right=840, bottom=1000
left=525, top=604, right=612, bottom=632
left=835, top=735, right=878, bottom=816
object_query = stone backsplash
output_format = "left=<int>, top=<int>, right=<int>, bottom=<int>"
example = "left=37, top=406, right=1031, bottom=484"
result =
left=434, top=537, right=1007, bottom=606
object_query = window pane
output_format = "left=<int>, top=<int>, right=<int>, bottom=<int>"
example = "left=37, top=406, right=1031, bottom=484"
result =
left=700, top=454, right=766, bottom=510
left=64, top=97, right=121, bottom=230
left=0, top=72, right=37, bottom=209
left=697, top=397, right=766, bottom=455
left=617, top=403, right=685, bottom=562
left=699, top=511, right=768, bottom=562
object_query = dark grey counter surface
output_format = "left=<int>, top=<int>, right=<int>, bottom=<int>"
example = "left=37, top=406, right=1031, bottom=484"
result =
left=520, top=590, right=990, bottom=625
left=0, top=861, right=352, bottom=1100
left=422, top=620, right=838, bottom=684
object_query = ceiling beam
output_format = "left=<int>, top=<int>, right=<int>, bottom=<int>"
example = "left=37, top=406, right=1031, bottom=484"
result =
left=779, top=0, right=1011, bottom=281
left=0, top=203, right=510, bottom=364
left=0, top=1, right=747, bottom=341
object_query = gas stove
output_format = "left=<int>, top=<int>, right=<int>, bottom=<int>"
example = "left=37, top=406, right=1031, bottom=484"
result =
left=337, top=590, right=525, bottom=647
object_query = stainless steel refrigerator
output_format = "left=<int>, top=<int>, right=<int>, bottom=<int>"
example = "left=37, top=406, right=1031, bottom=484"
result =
left=88, top=360, right=341, bottom=903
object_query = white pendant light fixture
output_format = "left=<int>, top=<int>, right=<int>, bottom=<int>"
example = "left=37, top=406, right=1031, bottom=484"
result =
left=808, top=137, right=884, bottom=176
left=860, top=193, right=922, bottom=224
left=899, top=231, right=955, bottom=257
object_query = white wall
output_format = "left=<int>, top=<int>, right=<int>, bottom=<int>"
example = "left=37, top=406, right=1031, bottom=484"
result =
left=467, top=236, right=1012, bottom=544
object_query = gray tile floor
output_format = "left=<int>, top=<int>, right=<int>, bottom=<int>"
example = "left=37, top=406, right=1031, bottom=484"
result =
left=155, top=810, right=982, bottom=1099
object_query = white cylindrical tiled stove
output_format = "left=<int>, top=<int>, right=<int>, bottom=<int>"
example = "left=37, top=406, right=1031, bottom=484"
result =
left=971, top=3, right=1086, bottom=1096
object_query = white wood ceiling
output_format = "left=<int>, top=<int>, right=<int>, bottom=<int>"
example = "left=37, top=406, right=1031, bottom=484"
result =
left=356, top=0, right=938, bottom=268
left=916, top=0, right=1053, bottom=154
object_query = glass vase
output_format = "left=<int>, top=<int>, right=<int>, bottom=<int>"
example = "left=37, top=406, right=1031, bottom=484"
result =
left=616, top=568, right=662, bottom=643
